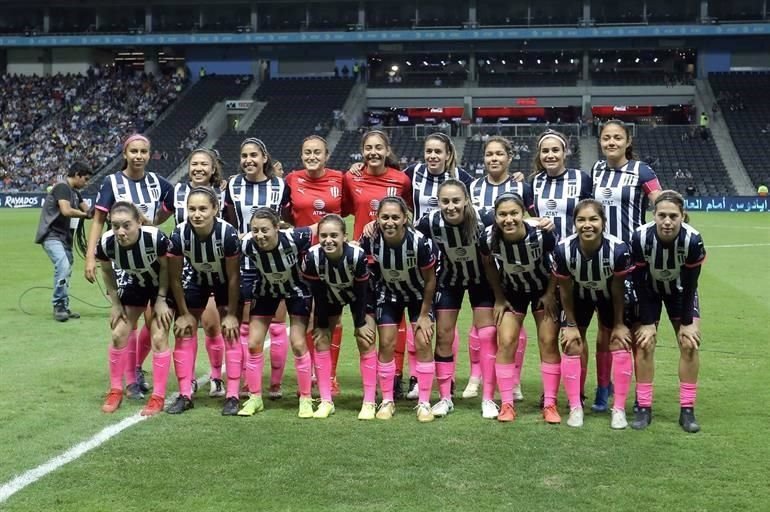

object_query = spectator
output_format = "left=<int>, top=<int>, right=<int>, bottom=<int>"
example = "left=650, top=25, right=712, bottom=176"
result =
left=434, top=76, right=443, bottom=87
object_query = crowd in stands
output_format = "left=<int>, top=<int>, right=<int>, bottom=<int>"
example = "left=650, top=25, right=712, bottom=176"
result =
left=1, top=66, right=183, bottom=192
left=176, top=126, right=208, bottom=158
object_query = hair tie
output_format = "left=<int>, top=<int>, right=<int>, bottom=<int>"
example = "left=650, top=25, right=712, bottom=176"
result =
left=123, top=134, right=150, bottom=151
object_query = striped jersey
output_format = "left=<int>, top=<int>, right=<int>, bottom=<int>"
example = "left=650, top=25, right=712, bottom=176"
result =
left=172, top=182, right=223, bottom=225
left=95, top=226, right=170, bottom=288
left=631, top=221, right=706, bottom=296
left=225, top=174, right=290, bottom=235
left=552, top=233, right=633, bottom=302
left=360, top=229, right=437, bottom=304
left=416, top=208, right=486, bottom=287
left=405, top=163, right=474, bottom=219
left=168, top=218, right=241, bottom=287
left=591, top=159, right=661, bottom=242
left=95, top=171, right=173, bottom=222
left=241, top=227, right=313, bottom=298
left=480, top=222, right=556, bottom=294
left=469, top=176, right=535, bottom=216
left=301, top=243, right=369, bottom=305
left=531, top=168, right=593, bottom=239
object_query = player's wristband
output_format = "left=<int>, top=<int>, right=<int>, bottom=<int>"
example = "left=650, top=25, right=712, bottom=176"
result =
left=565, top=321, right=577, bottom=328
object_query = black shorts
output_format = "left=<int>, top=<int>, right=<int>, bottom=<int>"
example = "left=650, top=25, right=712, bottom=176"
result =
left=118, top=281, right=162, bottom=309
left=250, top=295, right=311, bottom=318
left=185, top=281, right=229, bottom=311
left=376, top=300, right=434, bottom=326
left=503, top=287, right=550, bottom=316
left=564, top=295, right=616, bottom=329
left=638, top=291, right=701, bottom=323
left=240, top=269, right=258, bottom=304
left=435, top=281, right=494, bottom=311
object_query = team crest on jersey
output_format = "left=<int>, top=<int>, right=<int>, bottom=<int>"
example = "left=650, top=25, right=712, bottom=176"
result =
left=270, top=188, right=282, bottom=205
left=386, top=187, right=398, bottom=197
left=528, top=242, right=542, bottom=260
left=406, top=250, right=416, bottom=268
left=286, top=252, right=297, bottom=266
left=567, top=180, right=578, bottom=197
left=137, top=204, right=149, bottom=215
left=601, top=257, right=611, bottom=275
left=148, top=183, right=161, bottom=200
left=214, top=242, right=224, bottom=259
left=330, top=187, right=341, bottom=198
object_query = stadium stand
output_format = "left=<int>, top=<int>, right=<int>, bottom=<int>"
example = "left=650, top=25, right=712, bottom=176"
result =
left=478, top=72, right=579, bottom=87
left=2, top=68, right=180, bottom=192
left=327, top=129, right=437, bottom=171
left=709, top=71, right=770, bottom=189
left=216, top=77, right=354, bottom=177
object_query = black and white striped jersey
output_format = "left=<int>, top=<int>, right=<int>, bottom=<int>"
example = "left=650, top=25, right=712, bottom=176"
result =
left=95, top=226, right=170, bottom=288
left=469, top=176, right=535, bottom=216
left=94, top=171, right=173, bottom=222
left=591, top=159, right=661, bottom=242
left=480, top=222, right=556, bottom=294
left=241, top=227, right=313, bottom=298
left=169, top=218, right=240, bottom=287
left=531, top=168, right=593, bottom=239
left=631, top=221, right=706, bottom=296
left=416, top=208, right=486, bottom=287
left=552, top=233, right=633, bottom=302
left=301, top=243, right=369, bottom=306
left=360, top=229, right=437, bottom=304
left=172, top=182, right=224, bottom=225
left=405, top=163, right=474, bottom=220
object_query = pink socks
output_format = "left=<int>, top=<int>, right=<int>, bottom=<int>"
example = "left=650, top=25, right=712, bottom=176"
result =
left=205, top=334, right=224, bottom=381
left=611, top=350, right=633, bottom=410
left=468, top=326, right=482, bottom=380
left=540, top=362, right=561, bottom=408
left=513, top=327, right=527, bottom=385
left=435, top=359, right=455, bottom=400
left=224, top=342, right=242, bottom=398
left=496, top=362, right=516, bottom=405
left=137, top=324, right=152, bottom=367
left=269, top=322, right=288, bottom=387
left=561, top=355, right=582, bottom=409
left=596, top=350, right=612, bottom=388
left=680, top=382, right=697, bottom=407
left=315, top=350, right=333, bottom=402
left=151, top=350, right=171, bottom=398
left=477, top=326, right=497, bottom=401
left=636, top=382, right=653, bottom=408
left=239, top=323, right=249, bottom=372
left=415, top=360, right=435, bottom=403
left=124, top=330, right=138, bottom=385
left=295, top=352, right=313, bottom=398
left=406, top=324, right=417, bottom=378
left=245, top=352, right=265, bottom=395
left=173, top=336, right=196, bottom=398
left=108, top=346, right=127, bottom=390
left=360, top=351, right=378, bottom=403
left=378, top=358, right=396, bottom=402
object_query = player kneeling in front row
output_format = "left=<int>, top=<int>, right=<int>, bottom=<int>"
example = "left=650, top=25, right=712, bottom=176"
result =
left=301, top=214, right=376, bottom=419
left=167, top=187, right=243, bottom=416
left=630, top=190, right=705, bottom=433
left=98, top=202, right=174, bottom=416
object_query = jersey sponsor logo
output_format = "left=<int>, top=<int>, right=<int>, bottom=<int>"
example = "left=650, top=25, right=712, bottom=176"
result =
left=313, top=199, right=326, bottom=210
left=428, top=197, right=439, bottom=207
left=599, top=187, right=615, bottom=206
left=137, top=203, right=150, bottom=215
left=369, top=199, right=380, bottom=211
left=545, top=199, right=558, bottom=210
left=388, top=270, right=401, bottom=278
left=270, top=271, right=290, bottom=282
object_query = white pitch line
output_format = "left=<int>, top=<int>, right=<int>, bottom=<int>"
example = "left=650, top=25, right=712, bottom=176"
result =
left=0, top=323, right=285, bottom=502
left=708, top=243, right=770, bottom=248
left=0, top=374, right=211, bottom=505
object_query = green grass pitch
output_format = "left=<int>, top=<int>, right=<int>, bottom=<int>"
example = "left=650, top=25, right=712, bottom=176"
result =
left=0, top=209, right=768, bottom=511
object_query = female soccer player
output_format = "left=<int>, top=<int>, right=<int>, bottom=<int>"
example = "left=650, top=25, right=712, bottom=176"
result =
left=223, top=138, right=290, bottom=399
left=630, top=191, right=705, bottom=433
left=238, top=208, right=315, bottom=418
left=589, top=120, right=662, bottom=412
left=86, top=134, right=174, bottom=400
left=481, top=193, right=561, bottom=423
left=301, top=214, right=375, bottom=418
left=360, top=197, right=437, bottom=422
left=415, top=179, right=493, bottom=419
left=96, top=202, right=174, bottom=417
left=285, top=135, right=346, bottom=395
left=172, top=148, right=227, bottom=398
left=529, top=129, right=593, bottom=407
left=552, top=199, right=634, bottom=429
left=166, top=187, right=242, bottom=416
left=469, top=136, right=542, bottom=403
